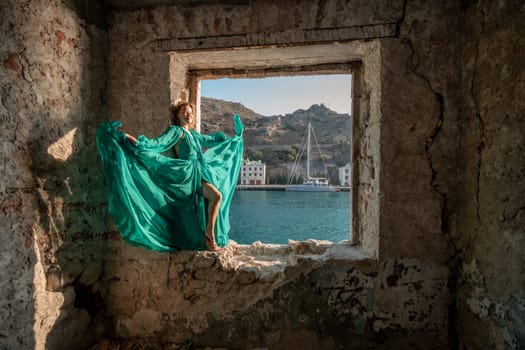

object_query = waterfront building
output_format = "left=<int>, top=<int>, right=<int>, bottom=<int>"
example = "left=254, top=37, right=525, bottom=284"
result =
left=240, top=159, right=266, bottom=185
left=338, top=163, right=351, bottom=187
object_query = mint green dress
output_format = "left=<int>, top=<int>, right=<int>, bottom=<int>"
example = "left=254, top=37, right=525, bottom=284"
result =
left=96, top=115, right=243, bottom=252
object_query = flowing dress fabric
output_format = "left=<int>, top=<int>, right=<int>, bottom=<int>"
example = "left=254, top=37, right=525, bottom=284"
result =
left=96, top=115, right=244, bottom=252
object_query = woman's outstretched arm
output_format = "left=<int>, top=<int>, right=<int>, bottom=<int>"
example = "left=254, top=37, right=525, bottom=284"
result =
left=121, top=126, right=183, bottom=153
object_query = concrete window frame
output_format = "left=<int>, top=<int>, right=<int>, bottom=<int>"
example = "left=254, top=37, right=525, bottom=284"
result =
left=168, top=42, right=381, bottom=258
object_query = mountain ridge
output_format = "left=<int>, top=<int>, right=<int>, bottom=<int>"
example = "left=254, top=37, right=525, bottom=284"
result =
left=201, top=97, right=351, bottom=147
left=200, top=97, right=352, bottom=183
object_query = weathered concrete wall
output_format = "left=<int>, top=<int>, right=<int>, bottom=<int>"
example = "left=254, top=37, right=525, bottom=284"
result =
left=105, top=0, right=403, bottom=135
left=380, top=0, right=462, bottom=262
left=1, top=0, right=523, bottom=349
left=1, top=0, right=108, bottom=349
left=106, top=0, right=461, bottom=260
left=456, top=1, right=525, bottom=349
left=101, top=241, right=450, bottom=349
left=103, top=0, right=460, bottom=348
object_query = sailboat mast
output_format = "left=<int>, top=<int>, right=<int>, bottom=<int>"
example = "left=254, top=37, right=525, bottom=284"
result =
left=307, top=122, right=311, bottom=180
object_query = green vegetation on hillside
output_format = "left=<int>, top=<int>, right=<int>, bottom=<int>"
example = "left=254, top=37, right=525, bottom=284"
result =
left=201, top=97, right=351, bottom=184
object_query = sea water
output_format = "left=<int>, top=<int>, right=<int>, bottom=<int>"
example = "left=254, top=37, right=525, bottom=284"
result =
left=228, top=190, right=351, bottom=245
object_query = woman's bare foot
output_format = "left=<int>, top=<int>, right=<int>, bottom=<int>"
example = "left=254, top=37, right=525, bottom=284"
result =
left=205, top=235, right=224, bottom=252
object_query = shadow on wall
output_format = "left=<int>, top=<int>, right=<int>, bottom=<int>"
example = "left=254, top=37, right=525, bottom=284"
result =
left=23, top=30, right=110, bottom=350
left=0, top=0, right=111, bottom=348
left=30, top=118, right=110, bottom=349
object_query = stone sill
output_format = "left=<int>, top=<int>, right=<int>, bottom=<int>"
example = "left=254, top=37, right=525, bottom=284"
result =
left=113, top=238, right=370, bottom=262
left=106, top=239, right=373, bottom=289
left=229, top=239, right=369, bottom=261
left=184, top=239, right=373, bottom=281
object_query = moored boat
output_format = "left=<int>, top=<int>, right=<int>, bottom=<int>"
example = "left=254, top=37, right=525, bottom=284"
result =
left=286, top=122, right=336, bottom=192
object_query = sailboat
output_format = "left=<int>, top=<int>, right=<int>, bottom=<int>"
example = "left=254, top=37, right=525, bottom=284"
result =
left=286, top=122, right=336, bottom=192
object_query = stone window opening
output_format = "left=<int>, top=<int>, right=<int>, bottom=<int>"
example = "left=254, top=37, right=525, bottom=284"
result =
left=167, top=42, right=381, bottom=260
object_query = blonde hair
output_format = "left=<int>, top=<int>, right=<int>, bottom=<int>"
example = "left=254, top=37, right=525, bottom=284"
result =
left=170, top=101, right=196, bottom=129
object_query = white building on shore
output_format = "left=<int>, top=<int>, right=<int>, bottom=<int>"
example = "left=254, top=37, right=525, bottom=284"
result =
left=239, top=159, right=266, bottom=185
left=338, top=163, right=351, bottom=187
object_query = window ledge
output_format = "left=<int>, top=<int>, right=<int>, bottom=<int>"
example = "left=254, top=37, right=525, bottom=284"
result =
left=205, top=239, right=372, bottom=279
left=231, top=239, right=368, bottom=259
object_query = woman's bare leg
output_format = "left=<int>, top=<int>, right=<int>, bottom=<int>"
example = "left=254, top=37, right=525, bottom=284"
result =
left=202, top=181, right=222, bottom=251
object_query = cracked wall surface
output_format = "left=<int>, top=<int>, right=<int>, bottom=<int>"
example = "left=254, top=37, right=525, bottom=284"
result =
left=1, top=0, right=523, bottom=349
left=102, top=241, right=450, bottom=349
left=379, top=0, right=463, bottom=262
left=104, top=0, right=462, bottom=348
left=457, top=1, right=525, bottom=349
left=1, top=0, right=108, bottom=349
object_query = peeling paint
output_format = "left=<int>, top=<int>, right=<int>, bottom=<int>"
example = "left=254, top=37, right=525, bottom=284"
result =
left=2, top=0, right=523, bottom=349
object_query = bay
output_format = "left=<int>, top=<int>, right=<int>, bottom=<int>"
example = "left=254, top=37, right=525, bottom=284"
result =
left=228, top=190, right=351, bottom=245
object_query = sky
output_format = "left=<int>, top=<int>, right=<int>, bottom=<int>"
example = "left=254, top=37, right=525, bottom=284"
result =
left=201, top=74, right=352, bottom=116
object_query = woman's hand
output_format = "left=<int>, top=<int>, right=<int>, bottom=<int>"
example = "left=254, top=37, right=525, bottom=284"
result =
left=125, top=133, right=138, bottom=145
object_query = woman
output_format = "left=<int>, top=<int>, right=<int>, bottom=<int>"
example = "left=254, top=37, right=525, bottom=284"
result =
left=96, top=102, right=243, bottom=252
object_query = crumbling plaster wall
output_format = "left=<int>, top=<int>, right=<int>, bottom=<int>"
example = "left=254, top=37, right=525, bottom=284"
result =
left=1, top=0, right=108, bottom=349
left=0, top=0, right=522, bottom=349
left=102, top=0, right=463, bottom=349
left=107, top=0, right=460, bottom=257
left=456, top=1, right=525, bottom=349
left=102, top=241, right=450, bottom=349
left=380, top=1, right=462, bottom=262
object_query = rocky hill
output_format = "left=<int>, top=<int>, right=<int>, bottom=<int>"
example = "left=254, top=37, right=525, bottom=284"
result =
left=200, top=97, right=352, bottom=183
left=201, top=97, right=351, bottom=147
